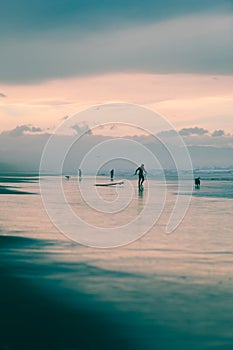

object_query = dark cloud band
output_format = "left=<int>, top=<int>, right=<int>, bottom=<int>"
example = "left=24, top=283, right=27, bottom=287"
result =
left=1, top=1, right=231, bottom=35
left=0, top=1, right=232, bottom=83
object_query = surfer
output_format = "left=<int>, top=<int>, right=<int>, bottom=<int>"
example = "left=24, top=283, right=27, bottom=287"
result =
left=135, top=164, right=147, bottom=189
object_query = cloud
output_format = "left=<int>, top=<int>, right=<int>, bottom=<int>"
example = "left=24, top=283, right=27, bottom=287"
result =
left=155, top=127, right=233, bottom=147
left=179, top=127, right=208, bottom=136
left=212, top=129, right=225, bottom=137
left=2, top=124, right=43, bottom=137
left=0, top=132, right=49, bottom=173
left=0, top=92, right=6, bottom=97
left=110, top=124, right=118, bottom=130
left=0, top=1, right=230, bottom=37
left=95, top=124, right=118, bottom=131
left=0, top=10, right=232, bottom=83
left=157, top=130, right=178, bottom=138
left=71, top=122, right=92, bottom=135
left=30, top=126, right=42, bottom=133
left=0, top=127, right=233, bottom=173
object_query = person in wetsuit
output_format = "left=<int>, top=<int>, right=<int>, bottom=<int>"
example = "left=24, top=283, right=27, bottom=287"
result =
left=110, top=169, right=114, bottom=181
left=135, top=164, right=147, bottom=188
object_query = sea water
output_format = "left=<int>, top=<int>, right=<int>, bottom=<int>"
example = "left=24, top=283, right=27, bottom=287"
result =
left=0, top=171, right=232, bottom=350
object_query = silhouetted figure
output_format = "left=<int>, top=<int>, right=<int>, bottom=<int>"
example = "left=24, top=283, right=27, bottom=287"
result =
left=195, top=177, right=200, bottom=188
left=110, top=169, right=114, bottom=181
left=135, top=164, right=147, bottom=189
left=78, top=169, right=82, bottom=181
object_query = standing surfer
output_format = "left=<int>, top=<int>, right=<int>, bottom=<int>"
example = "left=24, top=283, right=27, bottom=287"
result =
left=135, top=164, right=147, bottom=189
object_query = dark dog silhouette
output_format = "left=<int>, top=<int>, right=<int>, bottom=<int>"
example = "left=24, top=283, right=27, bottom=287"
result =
left=195, top=177, right=200, bottom=188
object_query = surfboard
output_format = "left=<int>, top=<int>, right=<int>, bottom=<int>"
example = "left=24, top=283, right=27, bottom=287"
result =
left=95, top=181, right=124, bottom=187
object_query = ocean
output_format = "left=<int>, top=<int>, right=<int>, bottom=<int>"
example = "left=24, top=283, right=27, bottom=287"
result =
left=0, top=170, right=232, bottom=350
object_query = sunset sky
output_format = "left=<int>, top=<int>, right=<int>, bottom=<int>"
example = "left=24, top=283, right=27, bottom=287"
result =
left=0, top=1, right=232, bottom=171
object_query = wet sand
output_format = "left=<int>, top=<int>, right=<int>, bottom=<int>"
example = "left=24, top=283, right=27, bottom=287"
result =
left=1, top=175, right=232, bottom=350
left=0, top=176, right=38, bottom=194
left=1, top=236, right=232, bottom=350
left=0, top=236, right=191, bottom=350
left=0, top=185, right=36, bottom=195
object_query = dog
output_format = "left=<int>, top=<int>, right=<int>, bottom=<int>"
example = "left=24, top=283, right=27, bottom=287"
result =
left=195, top=177, right=200, bottom=188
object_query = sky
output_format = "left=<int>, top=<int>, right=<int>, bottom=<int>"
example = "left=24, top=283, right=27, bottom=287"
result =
left=0, top=1, right=232, bottom=171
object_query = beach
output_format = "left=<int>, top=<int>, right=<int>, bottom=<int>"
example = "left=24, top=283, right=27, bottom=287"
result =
left=1, top=0, right=232, bottom=348
left=0, top=173, right=233, bottom=350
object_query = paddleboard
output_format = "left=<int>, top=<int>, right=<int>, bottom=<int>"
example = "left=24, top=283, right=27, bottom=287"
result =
left=95, top=181, right=124, bottom=187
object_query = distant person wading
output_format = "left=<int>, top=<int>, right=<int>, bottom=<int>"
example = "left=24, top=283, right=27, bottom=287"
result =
left=110, top=169, right=114, bottom=181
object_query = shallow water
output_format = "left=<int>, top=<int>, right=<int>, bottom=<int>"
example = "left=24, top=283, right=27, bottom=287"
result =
left=0, top=174, right=233, bottom=350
